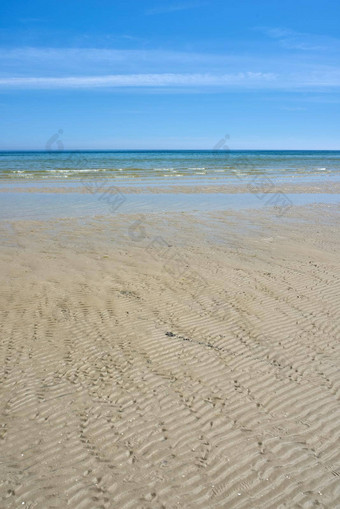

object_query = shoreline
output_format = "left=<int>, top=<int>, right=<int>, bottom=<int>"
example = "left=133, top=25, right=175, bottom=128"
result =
left=1, top=180, right=340, bottom=194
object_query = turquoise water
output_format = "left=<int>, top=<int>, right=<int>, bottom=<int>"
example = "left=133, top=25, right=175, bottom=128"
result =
left=1, top=150, right=340, bottom=181
left=0, top=151, right=339, bottom=220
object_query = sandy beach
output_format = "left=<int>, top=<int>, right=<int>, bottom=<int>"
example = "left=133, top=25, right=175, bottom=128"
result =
left=1, top=0, right=340, bottom=505
left=1, top=201, right=339, bottom=508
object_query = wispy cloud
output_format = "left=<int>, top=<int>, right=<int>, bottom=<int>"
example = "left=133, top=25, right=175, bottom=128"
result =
left=146, top=1, right=206, bottom=15
left=1, top=68, right=340, bottom=90
left=1, top=45, right=340, bottom=91
left=0, top=45, right=337, bottom=75
left=0, top=72, right=277, bottom=89
left=0, top=47, right=241, bottom=77
left=259, top=27, right=339, bottom=51
left=0, top=47, right=229, bottom=65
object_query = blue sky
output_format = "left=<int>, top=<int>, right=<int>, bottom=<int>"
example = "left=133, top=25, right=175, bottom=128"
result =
left=0, top=0, right=339, bottom=149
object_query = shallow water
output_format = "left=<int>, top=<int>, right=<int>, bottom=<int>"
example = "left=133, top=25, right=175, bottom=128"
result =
left=1, top=150, right=339, bottom=221
left=0, top=191, right=339, bottom=220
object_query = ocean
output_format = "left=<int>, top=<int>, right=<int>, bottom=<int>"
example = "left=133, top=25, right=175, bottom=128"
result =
left=1, top=150, right=340, bottom=181
left=0, top=150, right=339, bottom=220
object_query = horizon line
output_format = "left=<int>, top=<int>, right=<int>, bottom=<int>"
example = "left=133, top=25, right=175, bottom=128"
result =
left=1, top=148, right=339, bottom=152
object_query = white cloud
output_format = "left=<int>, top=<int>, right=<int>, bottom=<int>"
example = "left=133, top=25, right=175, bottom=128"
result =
left=1, top=68, right=340, bottom=90
left=0, top=45, right=339, bottom=91
left=0, top=47, right=233, bottom=67
left=0, top=72, right=277, bottom=88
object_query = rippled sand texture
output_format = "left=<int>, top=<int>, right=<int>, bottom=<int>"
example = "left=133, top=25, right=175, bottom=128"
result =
left=0, top=205, right=339, bottom=508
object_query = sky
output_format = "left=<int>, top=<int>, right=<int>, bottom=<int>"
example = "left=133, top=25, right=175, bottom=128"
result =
left=0, top=0, right=339, bottom=149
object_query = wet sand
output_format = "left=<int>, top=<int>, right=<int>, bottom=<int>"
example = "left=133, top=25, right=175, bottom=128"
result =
left=0, top=203, right=339, bottom=508
left=1, top=181, right=340, bottom=195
